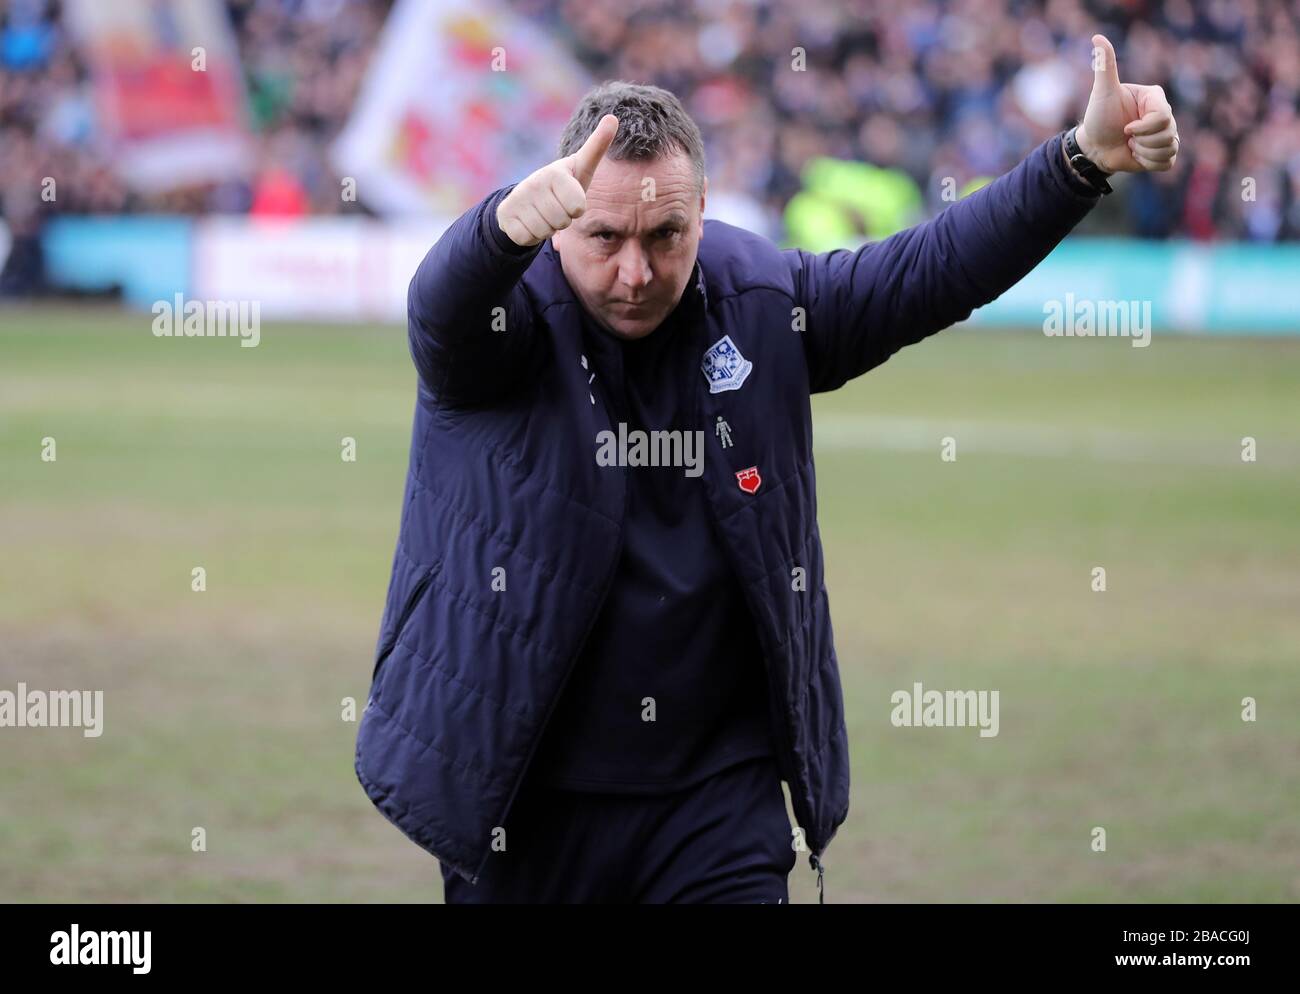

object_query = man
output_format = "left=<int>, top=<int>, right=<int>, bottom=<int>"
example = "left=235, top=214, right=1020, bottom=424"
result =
left=355, top=34, right=1178, bottom=903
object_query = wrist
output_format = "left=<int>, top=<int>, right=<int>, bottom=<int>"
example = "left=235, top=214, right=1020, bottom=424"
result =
left=1072, top=123, right=1109, bottom=175
left=1062, top=124, right=1114, bottom=195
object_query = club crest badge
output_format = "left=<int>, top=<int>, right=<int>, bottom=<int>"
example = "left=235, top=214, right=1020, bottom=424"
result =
left=736, top=466, right=762, bottom=494
left=701, top=335, right=753, bottom=393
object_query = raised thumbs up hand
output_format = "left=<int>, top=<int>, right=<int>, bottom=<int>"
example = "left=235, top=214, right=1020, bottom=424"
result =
left=496, top=114, right=619, bottom=248
left=1076, top=34, right=1179, bottom=174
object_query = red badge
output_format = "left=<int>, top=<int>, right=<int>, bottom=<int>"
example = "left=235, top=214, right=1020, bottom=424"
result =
left=735, top=466, right=761, bottom=494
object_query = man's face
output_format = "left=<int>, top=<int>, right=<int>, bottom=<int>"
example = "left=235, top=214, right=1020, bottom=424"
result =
left=552, top=150, right=706, bottom=340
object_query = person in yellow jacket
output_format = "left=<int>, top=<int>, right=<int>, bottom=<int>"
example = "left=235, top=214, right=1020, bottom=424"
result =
left=784, top=156, right=993, bottom=251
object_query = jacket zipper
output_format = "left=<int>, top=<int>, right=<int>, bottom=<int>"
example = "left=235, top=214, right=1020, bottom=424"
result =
left=700, top=493, right=825, bottom=900
left=699, top=493, right=798, bottom=790
left=477, top=362, right=630, bottom=886
left=690, top=308, right=822, bottom=897
left=433, top=516, right=624, bottom=886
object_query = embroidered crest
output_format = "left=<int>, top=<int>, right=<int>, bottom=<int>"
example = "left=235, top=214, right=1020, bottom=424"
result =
left=736, top=466, right=761, bottom=494
left=701, top=335, right=753, bottom=394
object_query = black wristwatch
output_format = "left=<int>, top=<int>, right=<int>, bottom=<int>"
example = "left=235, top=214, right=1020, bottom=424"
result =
left=1064, top=125, right=1113, bottom=196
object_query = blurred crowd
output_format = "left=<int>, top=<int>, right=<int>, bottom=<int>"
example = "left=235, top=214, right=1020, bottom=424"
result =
left=530, top=0, right=1300, bottom=241
left=2, top=0, right=1299, bottom=241
left=0, top=0, right=391, bottom=220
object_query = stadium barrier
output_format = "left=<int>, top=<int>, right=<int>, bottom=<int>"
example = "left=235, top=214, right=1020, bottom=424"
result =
left=32, top=217, right=1300, bottom=334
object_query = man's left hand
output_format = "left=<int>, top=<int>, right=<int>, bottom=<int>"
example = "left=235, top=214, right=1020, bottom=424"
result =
left=1076, top=33, right=1180, bottom=173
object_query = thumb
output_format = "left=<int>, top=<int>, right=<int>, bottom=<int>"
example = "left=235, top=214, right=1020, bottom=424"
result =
left=1090, top=33, right=1121, bottom=94
left=569, top=114, right=619, bottom=190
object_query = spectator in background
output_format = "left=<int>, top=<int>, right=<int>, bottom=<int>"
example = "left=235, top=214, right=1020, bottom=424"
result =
left=1180, top=130, right=1227, bottom=239
left=250, top=166, right=310, bottom=217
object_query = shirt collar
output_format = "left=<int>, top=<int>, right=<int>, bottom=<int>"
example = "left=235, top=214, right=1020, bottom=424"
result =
left=689, top=257, right=708, bottom=312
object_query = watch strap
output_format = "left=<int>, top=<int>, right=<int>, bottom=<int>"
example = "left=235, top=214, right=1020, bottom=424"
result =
left=1064, top=126, right=1113, bottom=196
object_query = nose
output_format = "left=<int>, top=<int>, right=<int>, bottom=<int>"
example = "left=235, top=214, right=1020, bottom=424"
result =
left=615, top=240, right=652, bottom=292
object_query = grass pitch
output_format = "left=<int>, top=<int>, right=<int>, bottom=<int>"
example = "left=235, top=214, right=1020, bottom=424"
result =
left=2, top=305, right=1297, bottom=902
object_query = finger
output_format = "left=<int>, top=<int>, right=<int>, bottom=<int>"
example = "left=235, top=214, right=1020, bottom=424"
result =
left=1091, top=33, right=1121, bottom=92
left=1131, top=148, right=1173, bottom=172
left=500, top=217, right=536, bottom=247
left=570, top=114, right=619, bottom=189
left=1132, top=124, right=1177, bottom=150
left=517, top=203, right=551, bottom=242
left=534, top=190, right=573, bottom=231
left=1125, top=109, right=1173, bottom=136
left=550, top=170, right=587, bottom=217
left=1129, top=138, right=1176, bottom=162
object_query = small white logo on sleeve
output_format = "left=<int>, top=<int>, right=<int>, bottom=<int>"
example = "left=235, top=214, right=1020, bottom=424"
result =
left=701, top=335, right=753, bottom=393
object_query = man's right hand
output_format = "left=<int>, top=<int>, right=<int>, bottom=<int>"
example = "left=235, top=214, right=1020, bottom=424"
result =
left=495, top=114, right=619, bottom=248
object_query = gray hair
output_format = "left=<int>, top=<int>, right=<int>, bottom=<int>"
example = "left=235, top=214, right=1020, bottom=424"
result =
left=558, top=81, right=706, bottom=191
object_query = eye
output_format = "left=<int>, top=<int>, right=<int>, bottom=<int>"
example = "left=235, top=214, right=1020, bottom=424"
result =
left=655, top=228, right=680, bottom=239
left=593, top=231, right=617, bottom=242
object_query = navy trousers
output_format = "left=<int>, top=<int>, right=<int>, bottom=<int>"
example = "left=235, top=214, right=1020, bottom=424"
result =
left=439, top=756, right=797, bottom=904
